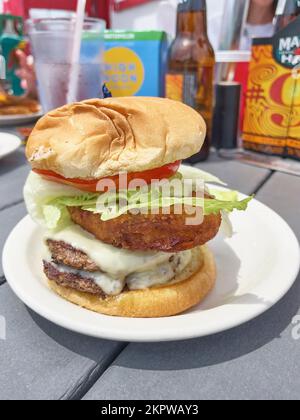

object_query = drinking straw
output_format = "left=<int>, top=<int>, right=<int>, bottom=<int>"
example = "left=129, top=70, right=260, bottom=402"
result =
left=67, top=0, right=86, bottom=103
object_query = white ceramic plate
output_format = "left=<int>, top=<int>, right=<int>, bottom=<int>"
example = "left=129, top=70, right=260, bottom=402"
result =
left=3, top=194, right=300, bottom=342
left=0, top=112, right=42, bottom=127
left=0, top=133, right=21, bottom=160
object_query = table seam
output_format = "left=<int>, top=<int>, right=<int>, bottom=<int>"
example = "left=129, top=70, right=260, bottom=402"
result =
left=59, top=342, right=128, bottom=400
left=0, top=198, right=24, bottom=213
left=250, top=171, right=275, bottom=195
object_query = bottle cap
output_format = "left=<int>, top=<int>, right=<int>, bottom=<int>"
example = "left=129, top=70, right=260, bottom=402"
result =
left=191, top=0, right=207, bottom=12
left=178, top=1, right=190, bottom=13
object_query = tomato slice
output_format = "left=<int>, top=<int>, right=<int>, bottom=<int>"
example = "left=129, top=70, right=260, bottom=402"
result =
left=33, top=160, right=181, bottom=193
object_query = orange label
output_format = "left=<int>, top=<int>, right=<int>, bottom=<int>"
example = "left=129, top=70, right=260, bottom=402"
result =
left=242, top=16, right=300, bottom=159
left=242, top=42, right=300, bottom=158
left=287, top=77, right=300, bottom=149
left=243, top=45, right=292, bottom=145
left=165, top=74, right=184, bottom=102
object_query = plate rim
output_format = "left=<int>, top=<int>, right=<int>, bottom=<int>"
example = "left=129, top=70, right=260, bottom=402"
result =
left=0, top=111, right=42, bottom=126
left=0, top=133, right=21, bottom=159
left=0, top=111, right=42, bottom=119
left=2, top=197, right=300, bottom=342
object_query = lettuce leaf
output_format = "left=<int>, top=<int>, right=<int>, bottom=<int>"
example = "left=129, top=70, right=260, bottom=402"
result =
left=24, top=172, right=86, bottom=230
left=179, top=165, right=227, bottom=186
left=49, top=193, right=253, bottom=223
left=207, top=189, right=239, bottom=202
left=203, top=196, right=253, bottom=216
left=42, top=203, right=71, bottom=230
left=24, top=168, right=253, bottom=231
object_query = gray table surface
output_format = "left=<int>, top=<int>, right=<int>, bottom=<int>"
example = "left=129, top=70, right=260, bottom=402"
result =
left=0, top=133, right=299, bottom=400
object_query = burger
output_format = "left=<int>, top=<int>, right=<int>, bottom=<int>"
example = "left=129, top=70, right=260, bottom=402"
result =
left=24, top=97, right=251, bottom=318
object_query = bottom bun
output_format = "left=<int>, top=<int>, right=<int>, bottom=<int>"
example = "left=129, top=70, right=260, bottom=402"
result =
left=48, top=246, right=216, bottom=318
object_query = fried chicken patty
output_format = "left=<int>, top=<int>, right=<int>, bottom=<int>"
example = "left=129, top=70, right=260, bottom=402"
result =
left=44, top=261, right=105, bottom=296
left=68, top=206, right=222, bottom=252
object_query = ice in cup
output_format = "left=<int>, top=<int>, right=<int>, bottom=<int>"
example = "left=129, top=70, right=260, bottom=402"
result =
left=26, top=18, right=105, bottom=112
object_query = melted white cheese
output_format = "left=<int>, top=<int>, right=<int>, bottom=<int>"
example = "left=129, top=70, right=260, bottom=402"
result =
left=44, top=224, right=175, bottom=280
left=48, top=248, right=192, bottom=296
left=127, top=251, right=191, bottom=291
left=44, top=224, right=193, bottom=295
left=49, top=262, right=124, bottom=295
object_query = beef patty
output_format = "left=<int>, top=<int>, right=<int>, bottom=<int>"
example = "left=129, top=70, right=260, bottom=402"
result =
left=44, top=261, right=105, bottom=297
left=45, top=240, right=104, bottom=296
left=47, top=239, right=99, bottom=272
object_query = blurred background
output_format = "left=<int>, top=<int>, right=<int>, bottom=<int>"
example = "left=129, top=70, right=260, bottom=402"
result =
left=0, top=0, right=299, bottom=165
left=0, top=0, right=224, bottom=48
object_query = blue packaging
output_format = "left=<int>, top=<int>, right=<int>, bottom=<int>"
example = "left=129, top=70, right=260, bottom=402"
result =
left=103, top=30, right=168, bottom=97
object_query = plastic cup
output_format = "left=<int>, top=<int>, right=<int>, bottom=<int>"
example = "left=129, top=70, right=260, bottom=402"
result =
left=26, top=17, right=105, bottom=113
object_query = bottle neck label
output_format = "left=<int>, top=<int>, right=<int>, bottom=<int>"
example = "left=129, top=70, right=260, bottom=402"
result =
left=176, top=11, right=208, bottom=37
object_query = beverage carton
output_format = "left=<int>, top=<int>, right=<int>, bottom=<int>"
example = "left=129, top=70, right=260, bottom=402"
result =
left=103, top=30, right=168, bottom=97
left=243, top=16, right=300, bottom=159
